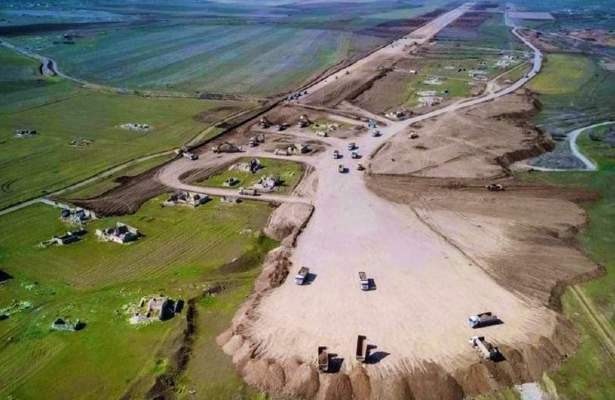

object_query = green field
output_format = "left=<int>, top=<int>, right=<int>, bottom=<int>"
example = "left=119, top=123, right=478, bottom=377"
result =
left=0, top=195, right=276, bottom=399
left=196, top=157, right=304, bottom=194
left=529, top=54, right=595, bottom=95
left=519, top=125, right=615, bottom=399
left=0, top=47, right=254, bottom=210
left=528, top=53, right=615, bottom=135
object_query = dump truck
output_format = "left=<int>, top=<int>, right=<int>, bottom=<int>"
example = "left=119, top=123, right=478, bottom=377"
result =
left=338, top=164, right=347, bottom=174
left=347, top=142, right=357, bottom=151
left=333, top=150, right=341, bottom=159
left=409, top=132, right=419, bottom=139
left=486, top=183, right=505, bottom=192
left=356, top=335, right=368, bottom=362
left=469, top=336, right=500, bottom=360
left=468, top=312, right=500, bottom=329
left=183, top=151, right=198, bottom=161
left=318, top=346, right=329, bottom=372
left=371, top=129, right=381, bottom=137
left=259, top=117, right=272, bottom=129
left=359, top=272, right=369, bottom=291
left=351, top=151, right=360, bottom=159
left=298, top=115, right=310, bottom=128
left=357, top=163, right=365, bottom=171
left=295, top=267, right=309, bottom=285
left=239, top=187, right=258, bottom=196
left=277, top=123, right=289, bottom=132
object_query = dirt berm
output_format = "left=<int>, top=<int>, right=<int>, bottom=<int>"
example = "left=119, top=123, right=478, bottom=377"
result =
left=217, top=90, right=602, bottom=399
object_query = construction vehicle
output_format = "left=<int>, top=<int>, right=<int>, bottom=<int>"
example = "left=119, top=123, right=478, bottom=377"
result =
left=371, top=129, right=381, bottom=137
left=259, top=117, right=272, bottom=129
left=318, top=346, right=329, bottom=372
left=356, top=335, right=368, bottom=362
left=183, top=151, right=198, bottom=161
left=351, top=151, right=360, bottom=159
left=333, top=150, right=341, bottom=159
left=359, top=272, right=369, bottom=291
left=409, top=132, right=419, bottom=139
left=357, top=163, right=365, bottom=171
left=239, top=187, right=258, bottom=196
left=469, top=336, right=500, bottom=360
left=298, top=115, right=311, bottom=128
left=295, top=267, right=309, bottom=285
left=338, top=164, right=347, bottom=174
left=468, top=312, right=500, bottom=329
left=347, top=142, right=357, bottom=151
left=486, top=183, right=505, bottom=192
left=277, top=123, right=289, bottom=132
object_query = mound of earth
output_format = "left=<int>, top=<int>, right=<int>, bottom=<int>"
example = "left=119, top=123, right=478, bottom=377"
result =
left=370, top=91, right=552, bottom=178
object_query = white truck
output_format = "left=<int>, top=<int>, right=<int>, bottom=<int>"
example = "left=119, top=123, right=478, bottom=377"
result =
left=295, top=267, right=309, bottom=285
left=359, top=272, right=369, bottom=291
left=469, top=336, right=500, bottom=360
left=468, top=312, right=500, bottom=329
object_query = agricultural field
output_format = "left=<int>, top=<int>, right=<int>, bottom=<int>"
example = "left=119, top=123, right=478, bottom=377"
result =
left=0, top=195, right=276, bottom=399
left=196, top=157, right=304, bottom=194
left=1, top=0, right=452, bottom=97
left=0, top=47, right=256, bottom=210
left=528, top=53, right=615, bottom=141
left=355, top=12, right=529, bottom=113
left=519, top=126, right=615, bottom=399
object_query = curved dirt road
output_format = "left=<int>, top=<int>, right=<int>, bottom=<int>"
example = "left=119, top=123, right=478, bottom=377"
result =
left=156, top=2, right=557, bottom=376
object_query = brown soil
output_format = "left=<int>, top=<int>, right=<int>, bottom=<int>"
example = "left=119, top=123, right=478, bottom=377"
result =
left=71, top=168, right=170, bottom=216
left=371, top=90, right=553, bottom=178
left=219, top=86, right=601, bottom=398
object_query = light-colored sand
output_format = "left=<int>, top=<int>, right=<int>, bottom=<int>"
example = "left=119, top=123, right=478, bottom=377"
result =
left=243, top=119, right=558, bottom=375
left=157, top=1, right=559, bottom=380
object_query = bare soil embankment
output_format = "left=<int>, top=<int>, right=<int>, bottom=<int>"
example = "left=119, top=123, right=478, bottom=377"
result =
left=217, top=90, right=602, bottom=399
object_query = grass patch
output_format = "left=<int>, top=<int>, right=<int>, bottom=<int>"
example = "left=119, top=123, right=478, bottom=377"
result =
left=529, top=53, right=595, bottom=95
left=518, top=126, right=615, bottom=398
left=0, top=47, right=255, bottom=210
left=196, top=157, right=304, bottom=194
left=0, top=195, right=276, bottom=399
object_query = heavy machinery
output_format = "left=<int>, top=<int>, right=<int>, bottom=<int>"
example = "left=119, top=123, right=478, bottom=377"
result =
left=359, top=272, right=369, bottom=291
left=298, top=115, right=311, bottom=128
left=468, top=312, right=500, bottom=329
left=356, top=335, right=368, bottom=362
left=347, top=142, right=357, bottom=151
left=357, top=163, right=365, bottom=171
left=469, top=336, right=500, bottom=360
left=338, top=164, right=347, bottom=174
left=295, top=267, right=309, bottom=285
left=259, top=117, right=272, bottom=129
left=351, top=151, right=360, bottom=159
left=239, top=187, right=258, bottom=196
left=318, top=346, right=329, bottom=372
left=486, top=183, right=505, bottom=192
left=333, top=150, right=341, bottom=159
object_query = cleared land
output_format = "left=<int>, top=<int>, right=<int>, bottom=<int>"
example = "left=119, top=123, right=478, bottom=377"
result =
left=0, top=196, right=275, bottom=399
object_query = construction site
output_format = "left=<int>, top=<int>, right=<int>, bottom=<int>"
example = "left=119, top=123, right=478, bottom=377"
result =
left=1, top=1, right=613, bottom=399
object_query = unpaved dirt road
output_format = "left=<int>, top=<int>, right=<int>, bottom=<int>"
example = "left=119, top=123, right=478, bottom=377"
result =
left=155, top=2, right=564, bottom=378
